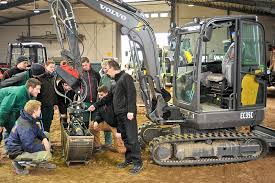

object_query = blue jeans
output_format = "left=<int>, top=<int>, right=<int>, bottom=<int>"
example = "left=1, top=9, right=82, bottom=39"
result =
left=104, top=131, right=112, bottom=145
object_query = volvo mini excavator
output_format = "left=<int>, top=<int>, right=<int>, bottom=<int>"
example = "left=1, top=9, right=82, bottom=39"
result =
left=139, top=15, right=275, bottom=166
left=48, top=0, right=275, bottom=166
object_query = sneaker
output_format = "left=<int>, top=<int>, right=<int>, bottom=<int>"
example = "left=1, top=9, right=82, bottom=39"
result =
left=12, top=161, right=29, bottom=175
left=130, top=163, right=143, bottom=175
left=38, top=163, right=56, bottom=169
left=116, top=161, right=133, bottom=168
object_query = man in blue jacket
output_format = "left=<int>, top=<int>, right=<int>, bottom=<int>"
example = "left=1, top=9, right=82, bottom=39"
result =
left=5, top=100, right=56, bottom=175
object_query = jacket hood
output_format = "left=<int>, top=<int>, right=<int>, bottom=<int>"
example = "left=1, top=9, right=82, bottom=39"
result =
left=20, top=110, right=38, bottom=124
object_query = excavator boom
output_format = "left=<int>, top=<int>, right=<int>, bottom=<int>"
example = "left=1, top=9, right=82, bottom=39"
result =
left=49, top=0, right=169, bottom=122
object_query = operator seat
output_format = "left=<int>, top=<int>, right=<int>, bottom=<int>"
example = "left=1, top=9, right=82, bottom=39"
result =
left=201, top=43, right=234, bottom=108
left=205, top=42, right=234, bottom=87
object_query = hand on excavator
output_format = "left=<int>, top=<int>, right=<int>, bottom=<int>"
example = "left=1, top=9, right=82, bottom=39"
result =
left=127, top=113, right=134, bottom=120
left=116, top=133, right=122, bottom=138
left=87, top=105, right=96, bottom=112
left=93, top=122, right=99, bottom=131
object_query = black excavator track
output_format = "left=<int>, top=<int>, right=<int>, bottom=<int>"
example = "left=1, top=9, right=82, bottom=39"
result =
left=149, top=131, right=269, bottom=166
left=138, top=122, right=156, bottom=149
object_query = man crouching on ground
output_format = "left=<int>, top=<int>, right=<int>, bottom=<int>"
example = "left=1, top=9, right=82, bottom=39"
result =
left=5, top=100, right=56, bottom=175
left=89, top=85, right=126, bottom=153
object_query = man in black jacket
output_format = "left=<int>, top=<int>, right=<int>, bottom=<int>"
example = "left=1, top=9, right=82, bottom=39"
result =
left=2, top=55, right=29, bottom=80
left=90, top=60, right=142, bottom=174
left=81, top=57, right=101, bottom=128
left=36, top=60, right=57, bottom=132
left=89, top=85, right=126, bottom=153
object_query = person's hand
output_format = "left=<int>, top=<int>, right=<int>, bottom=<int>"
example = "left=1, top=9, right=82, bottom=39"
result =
left=93, top=122, right=99, bottom=131
left=87, top=105, right=95, bottom=112
left=116, top=133, right=121, bottom=138
left=127, top=112, right=134, bottom=120
left=42, top=138, right=51, bottom=151
left=54, top=105, right=58, bottom=110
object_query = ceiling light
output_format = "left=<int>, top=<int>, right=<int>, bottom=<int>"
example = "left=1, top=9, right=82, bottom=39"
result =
left=33, top=9, right=40, bottom=13
left=0, top=1, right=8, bottom=4
left=33, top=0, right=40, bottom=13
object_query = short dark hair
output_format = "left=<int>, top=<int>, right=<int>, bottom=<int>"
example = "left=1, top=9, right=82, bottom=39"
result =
left=97, top=85, right=109, bottom=93
left=107, top=60, right=120, bottom=70
left=26, top=78, right=41, bottom=88
left=81, top=57, right=89, bottom=64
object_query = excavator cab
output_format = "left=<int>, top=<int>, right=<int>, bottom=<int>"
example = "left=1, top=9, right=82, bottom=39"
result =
left=173, top=16, right=267, bottom=130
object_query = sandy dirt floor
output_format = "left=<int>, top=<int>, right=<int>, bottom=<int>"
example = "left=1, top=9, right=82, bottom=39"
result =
left=1, top=89, right=275, bottom=183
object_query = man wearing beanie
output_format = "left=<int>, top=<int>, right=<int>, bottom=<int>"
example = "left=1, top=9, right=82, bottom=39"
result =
left=0, top=63, right=45, bottom=88
left=2, top=55, right=29, bottom=80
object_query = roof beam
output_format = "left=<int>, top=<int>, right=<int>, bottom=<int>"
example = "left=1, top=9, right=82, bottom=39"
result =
left=15, top=6, right=33, bottom=12
left=0, top=15, right=12, bottom=19
left=176, top=0, right=275, bottom=16
left=213, top=0, right=275, bottom=8
left=0, top=10, right=49, bottom=25
left=0, top=0, right=39, bottom=11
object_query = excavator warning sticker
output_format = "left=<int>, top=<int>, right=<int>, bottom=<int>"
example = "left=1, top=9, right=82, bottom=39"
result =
left=240, top=112, right=254, bottom=119
left=136, top=22, right=144, bottom=32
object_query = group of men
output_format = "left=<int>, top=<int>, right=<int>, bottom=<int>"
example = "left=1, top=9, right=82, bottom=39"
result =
left=0, top=55, right=143, bottom=175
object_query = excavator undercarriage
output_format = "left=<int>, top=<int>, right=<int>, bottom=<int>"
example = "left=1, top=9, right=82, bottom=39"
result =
left=139, top=122, right=273, bottom=166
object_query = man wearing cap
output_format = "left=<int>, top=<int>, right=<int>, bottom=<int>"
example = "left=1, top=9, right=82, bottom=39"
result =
left=2, top=56, right=29, bottom=80
left=0, top=63, right=45, bottom=88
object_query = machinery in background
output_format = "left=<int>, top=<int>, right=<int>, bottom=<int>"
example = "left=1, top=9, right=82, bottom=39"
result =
left=3, top=42, right=47, bottom=68
left=0, top=42, right=47, bottom=78
left=158, top=46, right=174, bottom=87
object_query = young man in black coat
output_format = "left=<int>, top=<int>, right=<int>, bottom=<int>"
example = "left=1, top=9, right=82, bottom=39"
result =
left=81, top=57, right=101, bottom=128
left=89, top=60, right=142, bottom=174
left=36, top=60, right=57, bottom=132
left=89, top=85, right=126, bottom=153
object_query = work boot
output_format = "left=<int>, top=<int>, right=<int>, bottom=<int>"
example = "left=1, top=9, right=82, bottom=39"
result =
left=92, top=146, right=104, bottom=154
left=102, top=144, right=116, bottom=152
left=129, top=163, right=143, bottom=175
left=38, top=162, right=56, bottom=170
left=116, top=161, right=133, bottom=168
left=12, top=161, right=29, bottom=175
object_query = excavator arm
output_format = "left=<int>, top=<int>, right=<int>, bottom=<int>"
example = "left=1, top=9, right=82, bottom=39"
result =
left=49, top=0, right=170, bottom=122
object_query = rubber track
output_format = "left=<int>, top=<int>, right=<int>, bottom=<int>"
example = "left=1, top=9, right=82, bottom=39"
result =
left=149, top=131, right=268, bottom=166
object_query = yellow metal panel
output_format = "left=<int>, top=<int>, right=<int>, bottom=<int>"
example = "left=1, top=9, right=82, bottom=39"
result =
left=241, top=74, right=259, bottom=105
